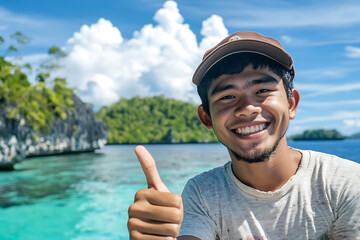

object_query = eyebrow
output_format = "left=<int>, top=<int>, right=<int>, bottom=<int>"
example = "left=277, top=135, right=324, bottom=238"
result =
left=210, top=84, right=238, bottom=97
left=210, top=75, right=279, bottom=97
left=244, top=76, right=279, bottom=89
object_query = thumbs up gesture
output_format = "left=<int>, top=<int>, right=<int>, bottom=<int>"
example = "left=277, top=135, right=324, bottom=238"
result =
left=128, top=146, right=184, bottom=239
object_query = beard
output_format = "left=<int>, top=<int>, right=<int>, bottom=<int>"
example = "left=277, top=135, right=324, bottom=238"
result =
left=228, top=140, right=279, bottom=163
left=225, top=126, right=287, bottom=164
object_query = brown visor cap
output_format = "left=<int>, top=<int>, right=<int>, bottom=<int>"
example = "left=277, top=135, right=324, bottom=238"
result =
left=192, top=31, right=294, bottom=86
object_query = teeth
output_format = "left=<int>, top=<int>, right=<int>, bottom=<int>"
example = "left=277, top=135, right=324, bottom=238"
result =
left=236, top=123, right=266, bottom=135
left=250, top=126, right=255, bottom=133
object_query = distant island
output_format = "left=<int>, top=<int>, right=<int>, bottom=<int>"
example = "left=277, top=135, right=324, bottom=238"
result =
left=96, top=95, right=218, bottom=144
left=349, top=132, right=360, bottom=139
left=290, top=129, right=346, bottom=141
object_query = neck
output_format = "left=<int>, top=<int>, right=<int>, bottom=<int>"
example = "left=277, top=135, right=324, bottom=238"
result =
left=230, top=137, right=302, bottom=192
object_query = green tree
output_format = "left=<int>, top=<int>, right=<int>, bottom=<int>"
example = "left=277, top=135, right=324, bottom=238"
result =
left=36, top=72, right=50, bottom=83
left=291, top=129, right=345, bottom=140
left=0, top=32, right=74, bottom=133
left=10, top=31, right=32, bottom=45
left=6, top=45, right=18, bottom=56
left=39, top=45, right=67, bottom=74
left=96, top=95, right=218, bottom=144
left=6, top=32, right=31, bottom=58
left=48, top=46, right=67, bottom=58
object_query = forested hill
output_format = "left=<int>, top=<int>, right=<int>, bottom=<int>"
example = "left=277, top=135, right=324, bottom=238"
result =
left=96, top=96, right=218, bottom=144
left=290, top=129, right=346, bottom=140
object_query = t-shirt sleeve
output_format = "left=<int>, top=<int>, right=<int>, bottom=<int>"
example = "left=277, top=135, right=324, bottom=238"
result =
left=328, top=161, right=360, bottom=238
left=179, top=179, right=218, bottom=239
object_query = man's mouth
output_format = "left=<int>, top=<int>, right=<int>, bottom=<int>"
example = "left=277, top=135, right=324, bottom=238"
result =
left=233, top=123, right=269, bottom=136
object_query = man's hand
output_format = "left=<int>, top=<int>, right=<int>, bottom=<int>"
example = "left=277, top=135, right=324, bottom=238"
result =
left=128, top=145, right=183, bottom=240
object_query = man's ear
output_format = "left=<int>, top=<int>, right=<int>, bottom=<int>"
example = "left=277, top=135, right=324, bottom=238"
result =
left=288, top=89, right=300, bottom=120
left=198, top=105, right=213, bottom=129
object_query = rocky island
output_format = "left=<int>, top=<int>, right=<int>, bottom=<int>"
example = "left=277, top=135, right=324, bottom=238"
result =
left=0, top=56, right=107, bottom=170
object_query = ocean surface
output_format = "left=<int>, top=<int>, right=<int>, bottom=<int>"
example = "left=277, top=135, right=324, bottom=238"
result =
left=1, top=139, right=359, bottom=240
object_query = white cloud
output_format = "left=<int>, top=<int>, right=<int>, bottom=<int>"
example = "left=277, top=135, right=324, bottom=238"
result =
left=54, top=0, right=228, bottom=109
left=300, top=99, right=360, bottom=108
left=291, top=110, right=360, bottom=136
left=6, top=53, right=48, bottom=66
left=287, top=124, right=307, bottom=137
left=295, top=82, right=360, bottom=97
left=280, top=35, right=292, bottom=44
left=343, top=119, right=360, bottom=128
left=345, top=46, right=360, bottom=58
left=294, top=111, right=360, bottom=124
left=271, top=35, right=360, bottom=48
left=0, top=6, right=43, bottom=26
left=199, top=15, right=228, bottom=51
left=67, top=18, right=123, bottom=47
left=296, top=67, right=358, bottom=80
left=224, top=3, right=360, bottom=28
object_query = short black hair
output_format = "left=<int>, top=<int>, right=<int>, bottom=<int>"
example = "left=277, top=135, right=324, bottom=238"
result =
left=197, top=52, right=295, bottom=115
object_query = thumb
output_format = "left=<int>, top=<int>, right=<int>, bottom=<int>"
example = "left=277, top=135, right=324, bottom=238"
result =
left=134, top=145, right=169, bottom=192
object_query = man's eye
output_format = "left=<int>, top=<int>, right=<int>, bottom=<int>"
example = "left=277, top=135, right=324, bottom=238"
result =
left=221, top=95, right=235, bottom=100
left=257, top=89, right=270, bottom=94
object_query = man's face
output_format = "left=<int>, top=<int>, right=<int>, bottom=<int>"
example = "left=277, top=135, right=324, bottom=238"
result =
left=199, top=65, right=298, bottom=163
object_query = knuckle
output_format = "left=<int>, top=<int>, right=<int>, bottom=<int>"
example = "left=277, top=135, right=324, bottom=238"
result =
left=128, top=203, right=138, bottom=217
left=134, top=189, right=147, bottom=201
left=169, top=208, right=182, bottom=223
left=160, top=237, right=172, bottom=240
left=127, top=217, right=137, bottom=229
left=129, top=229, right=141, bottom=240
left=172, top=194, right=183, bottom=208
left=167, top=224, right=180, bottom=237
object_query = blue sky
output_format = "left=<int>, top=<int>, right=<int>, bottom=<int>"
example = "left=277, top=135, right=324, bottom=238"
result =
left=1, top=0, right=360, bottom=136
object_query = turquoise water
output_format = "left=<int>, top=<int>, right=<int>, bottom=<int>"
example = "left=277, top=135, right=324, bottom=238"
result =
left=0, top=140, right=359, bottom=239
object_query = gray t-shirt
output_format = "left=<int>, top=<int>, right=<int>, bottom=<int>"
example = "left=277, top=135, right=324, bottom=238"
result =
left=179, top=150, right=360, bottom=239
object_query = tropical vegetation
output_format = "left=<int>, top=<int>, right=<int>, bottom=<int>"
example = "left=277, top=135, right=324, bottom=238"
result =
left=290, top=129, right=345, bottom=140
left=96, top=95, right=218, bottom=144
left=0, top=32, right=74, bottom=133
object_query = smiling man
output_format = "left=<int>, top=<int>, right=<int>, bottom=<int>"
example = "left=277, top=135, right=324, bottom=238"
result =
left=128, top=32, right=360, bottom=239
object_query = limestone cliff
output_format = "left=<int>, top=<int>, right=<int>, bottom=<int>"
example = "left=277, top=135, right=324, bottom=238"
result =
left=0, top=95, right=107, bottom=170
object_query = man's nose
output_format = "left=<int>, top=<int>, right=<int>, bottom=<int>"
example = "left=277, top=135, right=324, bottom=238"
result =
left=234, top=96, right=261, bottom=117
